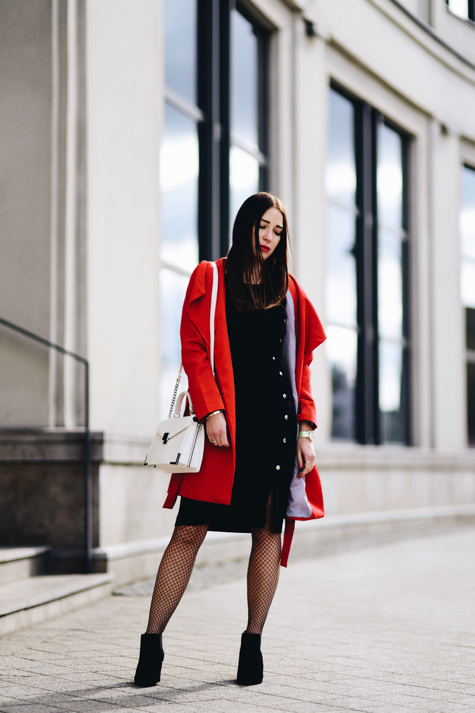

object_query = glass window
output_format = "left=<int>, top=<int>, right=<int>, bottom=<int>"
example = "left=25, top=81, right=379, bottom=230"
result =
left=377, top=122, right=407, bottom=444
left=326, top=325, right=357, bottom=440
left=377, top=125, right=403, bottom=230
left=160, top=3, right=270, bottom=417
left=466, top=308, right=475, bottom=447
left=447, top=0, right=470, bottom=19
left=326, top=205, right=357, bottom=328
left=326, top=87, right=409, bottom=445
left=231, top=11, right=259, bottom=148
left=164, top=0, right=197, bottom=104
left=230, top=146, right=260, bottom=231
left=161, top=0, right=200, bottom=419
left=160, top=104, right=199, bottom=272
left=461, top=166, right=475, bottom=309
left=327, top=91, right=357, bottom=208
left=378, top=230, right=403, bottom=341
left=229, top=8, right=269, bottom=229
left=326, top=90, right=358, bottom=440
left=461, top=166, right=475, bottom=446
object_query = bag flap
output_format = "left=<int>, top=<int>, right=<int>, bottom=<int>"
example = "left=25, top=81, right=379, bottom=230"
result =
left=156, top=416, right=195, bottom=440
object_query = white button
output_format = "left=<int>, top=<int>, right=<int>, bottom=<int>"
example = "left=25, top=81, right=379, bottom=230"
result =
left=283, top=394, right=287, bottom=399
left=283, top=438, right=287, bottom=443
left=279, top=371, right=283, bottom=376
left=272, top=356, right=276, bottom=360
left=284, top=415, right=288, bottom=420
left=276, top=465, right=281, bottom=470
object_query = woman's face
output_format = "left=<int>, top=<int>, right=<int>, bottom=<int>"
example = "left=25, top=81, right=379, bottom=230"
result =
left=255, top=207, right=284, bottom=260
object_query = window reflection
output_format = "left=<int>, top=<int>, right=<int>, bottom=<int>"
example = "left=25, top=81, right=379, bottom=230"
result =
left=379, top=341, right=405, bottom=443
left=165, top=0, right=196, bottom=104
left=230, top=145, right=259, bottom=227
left=461, top=167, right=475, bottom=308
left=326, top=325, right=357, bottom=440
left=326, top=205, right=357, bottom=327
left=326, top=92, right=356, bottom=207
left=231, top=10, right=259, bottom=148
left=447, top=0, right=469, bottom=18
left=160, top=104, right=199, bottom=272
left=327, top=89, right=358, bottom=441
left=461, top=167, right=475, bottom=447
left=376, top=123, right=406, bottom=443
left=378, top=230, right=403, bottom=340
left=160, top=269, right=189, bottom=420
left=461, top=261, right=475, bottom=308
left=377, top=124, right=403, bottom=230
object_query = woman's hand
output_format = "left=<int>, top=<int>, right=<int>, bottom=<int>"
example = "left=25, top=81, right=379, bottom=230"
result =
left=297, top=435, right=315, bottom=478
left=206, top=412, right=230, bottom=448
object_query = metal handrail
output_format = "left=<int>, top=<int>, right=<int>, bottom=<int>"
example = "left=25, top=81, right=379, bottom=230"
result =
left=0, top=316, right=92, bottom=574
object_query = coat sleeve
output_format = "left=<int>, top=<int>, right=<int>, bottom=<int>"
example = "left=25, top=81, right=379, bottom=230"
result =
left=180, top=264, right=225, bottom=422
left=298, top=358, right=317, bottom=428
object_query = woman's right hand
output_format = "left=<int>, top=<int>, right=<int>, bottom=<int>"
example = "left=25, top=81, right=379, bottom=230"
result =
left=206, top=412, right=230, bottom=447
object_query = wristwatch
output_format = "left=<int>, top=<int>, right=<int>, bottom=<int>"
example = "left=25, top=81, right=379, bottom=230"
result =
left=298, top=430, right=315, bottom=442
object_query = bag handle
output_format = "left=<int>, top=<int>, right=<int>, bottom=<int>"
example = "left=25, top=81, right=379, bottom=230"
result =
left=168, top=262, right=219, bottom=418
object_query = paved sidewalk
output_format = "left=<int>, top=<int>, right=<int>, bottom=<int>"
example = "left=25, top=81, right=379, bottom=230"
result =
left=1, top=527, right=475, bottom=713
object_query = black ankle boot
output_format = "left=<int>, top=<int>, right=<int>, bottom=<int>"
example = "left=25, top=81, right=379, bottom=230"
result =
left=134, top=633, right=164, bottom=687
left=236, top=632, right=263, bottom=685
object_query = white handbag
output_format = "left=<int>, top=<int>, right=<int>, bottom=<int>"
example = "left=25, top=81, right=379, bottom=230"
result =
left=144, top=262, right=219, bottom=473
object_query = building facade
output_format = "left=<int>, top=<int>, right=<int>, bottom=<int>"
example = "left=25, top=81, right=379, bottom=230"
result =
left=1, top=0, right=475, bottom=579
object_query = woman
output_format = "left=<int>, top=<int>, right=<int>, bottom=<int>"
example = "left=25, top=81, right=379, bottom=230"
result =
left=134, top=192, right=326, bottom=687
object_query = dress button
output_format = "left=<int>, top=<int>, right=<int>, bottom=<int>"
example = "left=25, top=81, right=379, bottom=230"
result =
left=283, top=394, right=287, bottom=399
left=276, top=465, right=281, bottom=470
left=272, top=356, right=276, bottom=360
left=284, top=415, right=288, bottom=420
left=279, top=371, right=283, bottom=376
left=283, top=438, right=287, bottom=443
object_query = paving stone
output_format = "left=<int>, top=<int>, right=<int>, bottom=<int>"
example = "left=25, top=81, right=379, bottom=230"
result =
left=1, top=528, right=475, bottom=712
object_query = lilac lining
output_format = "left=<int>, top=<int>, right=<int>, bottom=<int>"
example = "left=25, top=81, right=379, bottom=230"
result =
left=282, top=290, right=312, bottom=519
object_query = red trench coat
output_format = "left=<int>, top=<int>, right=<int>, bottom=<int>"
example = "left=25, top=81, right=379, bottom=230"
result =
left=164, top=258, right=326, bottom=565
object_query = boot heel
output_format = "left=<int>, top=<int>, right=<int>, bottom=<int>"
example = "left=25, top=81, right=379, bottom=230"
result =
left=134, top=633, right=164, bottom=687
left=236, top=632, right=263, bottom=686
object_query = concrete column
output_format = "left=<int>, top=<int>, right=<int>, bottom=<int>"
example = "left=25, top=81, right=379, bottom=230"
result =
left=86, top=0, right=163, bottom=433
left=429, top=119, right=466, bottom=449
left=428, top=0, right=446, bottom=30
left=293, top=18, right=332, bottom=444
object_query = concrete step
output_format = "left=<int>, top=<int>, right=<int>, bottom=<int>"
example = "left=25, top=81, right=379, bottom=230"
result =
left=0, top=572, right=114, bottom=636
left=0, top=546, right=50, bottom=585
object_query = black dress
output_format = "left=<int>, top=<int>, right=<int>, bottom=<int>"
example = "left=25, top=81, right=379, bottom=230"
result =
left=175, top=276, right=297, bottom=534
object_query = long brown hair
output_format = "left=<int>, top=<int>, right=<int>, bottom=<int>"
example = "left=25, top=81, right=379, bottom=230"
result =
left=226, top=192, right=290, bottom=311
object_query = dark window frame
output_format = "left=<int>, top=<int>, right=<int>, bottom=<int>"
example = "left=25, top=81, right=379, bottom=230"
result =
left=330, top=81, right=411, bottom=445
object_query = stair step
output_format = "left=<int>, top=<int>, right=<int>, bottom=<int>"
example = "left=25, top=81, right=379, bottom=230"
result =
left=0, top=573, right=114, bottom=636
left=0, top=547, right=50, bottom=585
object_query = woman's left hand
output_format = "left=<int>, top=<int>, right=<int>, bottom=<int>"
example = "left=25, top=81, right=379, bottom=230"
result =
left=296, top=437, right=315, bottom=478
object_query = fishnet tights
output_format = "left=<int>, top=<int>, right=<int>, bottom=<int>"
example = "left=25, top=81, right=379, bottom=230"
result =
left=145, top=496, right=281, bottom=636
left=146, top=525, right=208, bottom=634
left=246, top=495, right=282, bottom=635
